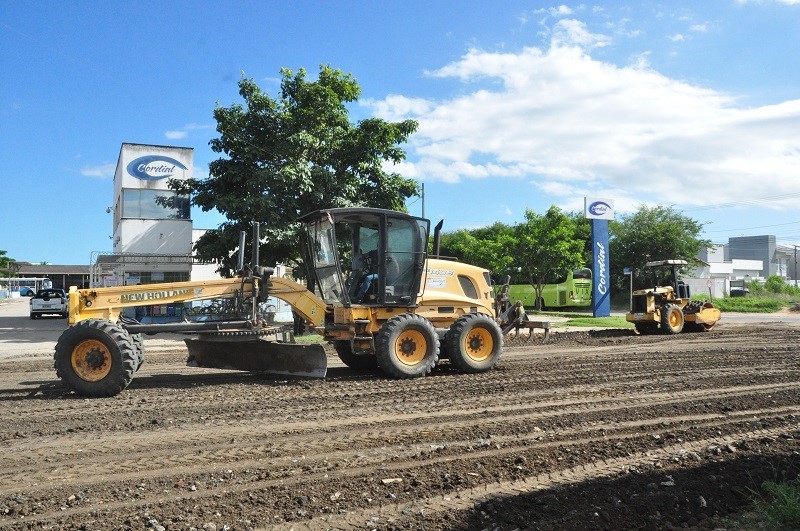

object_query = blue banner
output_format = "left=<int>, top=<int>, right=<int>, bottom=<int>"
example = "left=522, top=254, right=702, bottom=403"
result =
left=591, top=219, right=611, bottom=317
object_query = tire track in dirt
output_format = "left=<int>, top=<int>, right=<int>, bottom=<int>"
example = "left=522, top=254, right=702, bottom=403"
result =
left=1, top=324, right=798, bottom=529
left=1, top=381, right=796, bottom=495
left=279, top=425, right=798, bottom=531
left=4, top=421, right=797, bottom=529
left=1, top=346, right=795, bottom=436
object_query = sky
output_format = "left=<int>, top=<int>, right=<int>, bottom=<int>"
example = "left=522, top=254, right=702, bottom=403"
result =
left=2, top=0, right=800, bottom=265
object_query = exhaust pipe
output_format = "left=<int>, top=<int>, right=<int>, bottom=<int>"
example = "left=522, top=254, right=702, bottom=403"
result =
left=237, top=230, right=246, bottom=273
left=432, top=219, right=444, bottom=258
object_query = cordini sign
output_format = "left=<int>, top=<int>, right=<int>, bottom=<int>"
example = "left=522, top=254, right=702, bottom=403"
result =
left=126, top=155, right=188, bottom=180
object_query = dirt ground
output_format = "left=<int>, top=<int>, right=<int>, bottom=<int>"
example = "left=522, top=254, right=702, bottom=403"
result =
left=0, top=323, right=798, bottom=530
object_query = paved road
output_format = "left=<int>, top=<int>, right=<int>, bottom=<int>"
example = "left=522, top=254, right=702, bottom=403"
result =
left=0, top=297, right=69, bottom=359
left=0, top=298, right=183, bottom=360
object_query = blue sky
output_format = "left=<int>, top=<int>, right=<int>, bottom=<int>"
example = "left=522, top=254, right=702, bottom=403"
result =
left=2, top=0, right=800, bottom=265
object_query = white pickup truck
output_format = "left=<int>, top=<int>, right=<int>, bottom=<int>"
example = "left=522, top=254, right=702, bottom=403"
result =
left=30, top=288, right=68, bottom=319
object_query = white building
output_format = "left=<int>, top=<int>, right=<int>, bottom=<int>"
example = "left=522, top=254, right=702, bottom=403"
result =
left=87, top=143, right=201, bottom=320
left=109, top=143, right=194, bottom=280
left=96, top=144, right=294, bottom=322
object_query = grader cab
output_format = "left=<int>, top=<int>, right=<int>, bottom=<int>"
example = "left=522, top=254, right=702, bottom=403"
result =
left=626, top=259, right=721, bottom=335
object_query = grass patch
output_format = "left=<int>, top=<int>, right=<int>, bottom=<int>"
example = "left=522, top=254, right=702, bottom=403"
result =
left=749, top=478, right=800, bottom=529
left=524, top=310, right=632, bottom=329
left=560, top=316, right=633, bottom=329
left=292, top=332, right=326, bottom=344
left=704, top=296, right=785, bottom=313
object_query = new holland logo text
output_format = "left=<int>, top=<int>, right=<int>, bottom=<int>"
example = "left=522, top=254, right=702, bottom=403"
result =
left=127, top=155, right=188, bottom=180
left=121, top=288, right=192, bottom=303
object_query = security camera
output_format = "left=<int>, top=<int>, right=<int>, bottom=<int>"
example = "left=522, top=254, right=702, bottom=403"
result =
left=106, top=207, right=112, bottom=214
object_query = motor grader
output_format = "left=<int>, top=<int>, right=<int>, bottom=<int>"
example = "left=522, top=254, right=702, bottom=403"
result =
left=625, top=259, right=721, bottom=334
left=54, top=207, right=503, bottom=397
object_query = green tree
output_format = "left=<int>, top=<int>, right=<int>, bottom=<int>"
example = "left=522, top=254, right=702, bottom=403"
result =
left=566, top=211, right=593, bottom=267
left=514, top=207, right=585, bottom=309
left=438, top=222, right=516, bottom=281
left=610, top=205, right=709, bottom=292
left=0, top=250, right=14, bottom=277
left=169, top=66, right=420, bottom=276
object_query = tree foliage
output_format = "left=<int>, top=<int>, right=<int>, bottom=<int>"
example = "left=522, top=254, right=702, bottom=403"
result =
left=437, top=223, right=516, bottom=281
left=513, top=207, right=585, bottom=308
left=609, top=205, right=710, bottom=291
left=0, top=250, right=14, bottom=277
left=169, top=66, right=420, bottom=276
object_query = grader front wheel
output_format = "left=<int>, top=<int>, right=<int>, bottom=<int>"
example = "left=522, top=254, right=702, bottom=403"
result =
left=54, top=319, right=138, bottom=397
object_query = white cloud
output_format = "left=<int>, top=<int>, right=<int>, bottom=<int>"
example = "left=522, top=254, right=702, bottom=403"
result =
left=669, top=33, right=686, bottom=42
left=533, top=5, right=575, bottom=17
left=550, top=5, right=574, bottom=16
left=369, top=40, right=800, bottom=210
left=363, top=95, right=433, bottom=122
left=165, top=130, right=188, bottom=140
left=164, top=122, right=213, bottom=140
left=552, top=19, right=612, bottom=49
left=80, top=163, right=116, bottom=179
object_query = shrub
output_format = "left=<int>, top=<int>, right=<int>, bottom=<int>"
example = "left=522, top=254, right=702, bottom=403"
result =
left=764, top=275, right=786, bottom=294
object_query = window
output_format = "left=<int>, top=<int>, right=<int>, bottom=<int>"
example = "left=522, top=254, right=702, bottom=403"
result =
left=122, top=189, right=190, bottom=220
left=458, top=275, right=479, bottom=299
left=126, top=271, right=190, bottom=284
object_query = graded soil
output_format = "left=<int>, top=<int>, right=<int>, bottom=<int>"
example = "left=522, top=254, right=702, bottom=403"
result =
left=0, top=324, right=798, bottom=530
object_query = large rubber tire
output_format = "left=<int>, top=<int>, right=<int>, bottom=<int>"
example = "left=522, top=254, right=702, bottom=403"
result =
left=131, top=333, right=145, bottom=372
left=334, top=340, right=378, bottom=371
left=54, top=319, right=138, bottom=397
left=436, top=330, right=451, bottom=360
left=634, top=322, right=659, bottom=335
left=660, top=303, right=684, bottom=334
left=445, top=313, right=503, bottom=374
left=375, top=314, right=439, bottom=378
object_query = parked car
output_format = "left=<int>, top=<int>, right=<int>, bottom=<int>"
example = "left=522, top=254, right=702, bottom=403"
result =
left=19, top=287, right=35, bottom=297
left=30, top=288, right=68, bottom=318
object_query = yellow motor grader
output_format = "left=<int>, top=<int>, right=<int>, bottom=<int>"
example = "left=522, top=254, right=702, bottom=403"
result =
left=55, top=208, right=503, bottom=397
left=625, top=259, right=721, bottom=334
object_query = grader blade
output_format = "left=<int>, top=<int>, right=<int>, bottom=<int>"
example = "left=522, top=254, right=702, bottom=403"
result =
left=185, top=338, right=327, bottom=378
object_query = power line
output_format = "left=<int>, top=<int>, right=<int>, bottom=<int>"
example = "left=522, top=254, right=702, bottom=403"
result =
left=702, top=220, right=800, bottom=233
left=681, top=192, right=800, bottom=212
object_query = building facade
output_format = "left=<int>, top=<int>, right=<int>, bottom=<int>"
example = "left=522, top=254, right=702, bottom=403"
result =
left=102, top=143, right=194, bottom=287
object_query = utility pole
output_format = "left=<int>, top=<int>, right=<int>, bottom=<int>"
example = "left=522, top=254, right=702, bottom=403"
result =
left=421, top=182, right=425, bottom=219
left=795, top=245, right=798, bottom=287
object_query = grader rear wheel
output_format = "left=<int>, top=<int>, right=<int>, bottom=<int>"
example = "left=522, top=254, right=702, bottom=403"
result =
left=446, top=313, right=503, bottom=374
left=334, top=340, right=378, bottom=371
left=54, top=319, right=138, bottom=397
left=375, top=314, right=439, bottom=378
